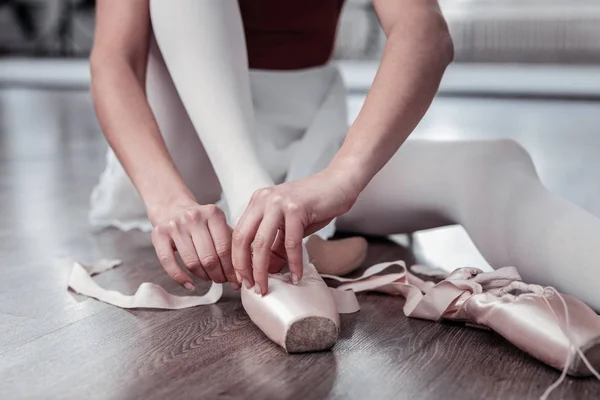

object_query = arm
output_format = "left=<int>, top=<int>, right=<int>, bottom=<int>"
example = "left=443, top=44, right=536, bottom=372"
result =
left=90, top=0, right=192, bottom=215
left=91, top=0, right=237, bottom=290
left=328, top=0, right=454, bottom=195
left=232, top=0, right=453, bottom=292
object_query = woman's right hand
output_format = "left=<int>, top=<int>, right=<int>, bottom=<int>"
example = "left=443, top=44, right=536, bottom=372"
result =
left=149, top=199, right=239, bottom=291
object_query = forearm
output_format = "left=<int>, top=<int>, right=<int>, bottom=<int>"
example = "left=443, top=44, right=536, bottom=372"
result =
left=90, top=59, right=194, bottom=218
left=329, top=8, right=453, bottom=196
left=150, top=0, right=273, bottom=224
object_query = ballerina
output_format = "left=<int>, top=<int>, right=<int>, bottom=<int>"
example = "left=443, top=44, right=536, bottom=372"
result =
left=89, top=0, right=600, bottom=360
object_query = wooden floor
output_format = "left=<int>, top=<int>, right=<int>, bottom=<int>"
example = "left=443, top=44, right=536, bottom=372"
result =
left=1, top=88, right=599, bottom=400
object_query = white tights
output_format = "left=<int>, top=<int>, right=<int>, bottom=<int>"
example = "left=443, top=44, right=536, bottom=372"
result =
left=339, top=140, right=600, bottom=309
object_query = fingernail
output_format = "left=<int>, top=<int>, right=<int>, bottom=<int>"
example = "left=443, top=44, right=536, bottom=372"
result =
left=231, top=282, right=241, bottom=290
left=242, top=279, right=252, bottom=289
left=235, top=271, right=242, bottom=283
left=291, top=273, right=299, bottom=285
left=254, top=283, right=262, bottom=295
left=184, top=282, right=195, bottom=291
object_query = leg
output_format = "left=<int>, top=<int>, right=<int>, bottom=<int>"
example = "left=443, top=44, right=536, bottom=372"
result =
left=339, top=139, right=600, bottom=309
left=150, top=0, right=339, bottom=352
left=89, top=34, right=221, bottom=231
left=146, top=35, right=221, bottom=206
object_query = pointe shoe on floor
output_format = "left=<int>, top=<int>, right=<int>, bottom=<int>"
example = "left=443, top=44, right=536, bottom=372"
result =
left=241, top=263, right=340, bottom=353
left=306, top=235, right=368, bottom=276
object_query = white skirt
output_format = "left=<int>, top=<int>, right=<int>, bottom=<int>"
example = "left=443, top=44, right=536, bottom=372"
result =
left=89, top=63, right=349, bottom=238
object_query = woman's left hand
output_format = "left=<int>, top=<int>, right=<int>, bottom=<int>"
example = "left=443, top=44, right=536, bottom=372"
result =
left=232, top=169, right=358, bottom=295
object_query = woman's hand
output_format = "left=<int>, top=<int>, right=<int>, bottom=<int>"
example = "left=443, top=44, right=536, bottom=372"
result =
left=232, top=169, right=359, bottom=295
left=149, top=199, right=239, bottom=291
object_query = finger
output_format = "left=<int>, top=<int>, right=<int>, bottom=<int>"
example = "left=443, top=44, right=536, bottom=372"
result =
left=171, top=227, right=209, bottom=282
left=171, top=227, right=208, bottom=280
left=190, top=223, right=227, bottom=284
left=207, top=216, right=238, bottom=289
left=232, top=206, right=263, bottom=289
left=284, top=209, right=305, bottom=284
left=152, top=228, right=195, bottom=290
left=252, top=210, right=282, bottom=295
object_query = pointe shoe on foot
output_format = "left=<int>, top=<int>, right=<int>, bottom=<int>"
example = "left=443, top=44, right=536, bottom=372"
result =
left=241, top=263, right=340, bottom=353
left=306, top=235, right=368, bottom=276
left=442, top=271, right=600, bottom=377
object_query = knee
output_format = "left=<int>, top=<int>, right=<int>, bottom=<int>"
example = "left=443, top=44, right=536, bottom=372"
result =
left=477, top=139, right=537, bottom=176
left=494, top=139, right=531, bottom=161
left=453, top=139, right=539, bottom=203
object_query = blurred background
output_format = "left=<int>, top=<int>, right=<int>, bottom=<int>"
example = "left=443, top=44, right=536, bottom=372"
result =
left=1, top=0, right=600, bottom=271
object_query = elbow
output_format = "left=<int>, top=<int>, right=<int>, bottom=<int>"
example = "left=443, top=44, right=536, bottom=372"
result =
left=89, top=49, right=144, bottom=85
left=88, top=52, right=104, bottom=103
left=387, top=10, right=454, bottom=70
left=435, top=15, right=454, bottom=68
left=89, top=50, right=108, bottom=93
left=88, top=50, right=144, bottom=102
left=88, top=51, right=122, bottom=106
left=419, top=10, right=454, bottom=69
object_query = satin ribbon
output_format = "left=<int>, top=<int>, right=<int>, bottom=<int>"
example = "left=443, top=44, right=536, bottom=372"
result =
left=324, top=261, right=522, bottom=320
left=66, top=259, right=520, bottom=316
left=68, top=260, right=223, bottom=309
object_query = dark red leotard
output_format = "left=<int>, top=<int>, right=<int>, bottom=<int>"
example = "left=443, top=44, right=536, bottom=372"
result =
left=238, top=0, right=344, bottom=70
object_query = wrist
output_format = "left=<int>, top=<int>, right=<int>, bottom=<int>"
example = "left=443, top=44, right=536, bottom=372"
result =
left=322, top=160, right=365, bottom=206
left=146, top=190, right=197, bottom=225
left=325, top=154, right=372, bottom=200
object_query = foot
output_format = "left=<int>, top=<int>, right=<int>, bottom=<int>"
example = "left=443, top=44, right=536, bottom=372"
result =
left=306, top=235, right=368, bottom=276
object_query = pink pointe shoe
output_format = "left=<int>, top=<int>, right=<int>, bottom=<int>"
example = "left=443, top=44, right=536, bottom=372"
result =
left=326, top=263, right=600, bottom=379
left=241, top=263, right=340, bottom=353
left=444, top=275, right=600, bottom=377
